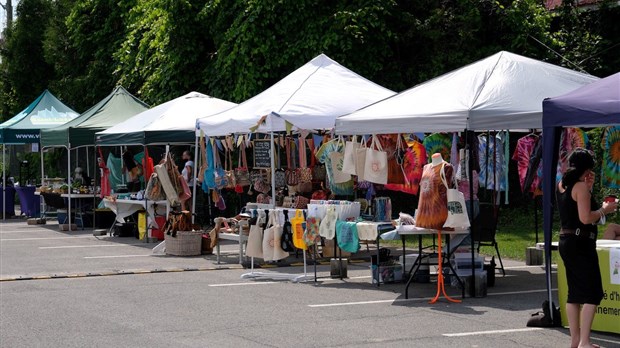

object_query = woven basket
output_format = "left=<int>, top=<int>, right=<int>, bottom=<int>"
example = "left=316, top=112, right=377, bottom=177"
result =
left=165, top=230, right=203, bottom=256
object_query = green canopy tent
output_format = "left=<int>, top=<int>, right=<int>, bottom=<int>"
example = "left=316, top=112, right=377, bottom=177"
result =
left=0, top=90, right=79, bottom=219
left=38, top=86, right=148, bottom=230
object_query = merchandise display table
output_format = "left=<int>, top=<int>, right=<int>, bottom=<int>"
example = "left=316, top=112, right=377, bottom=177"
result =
left=15, top=186, right=40, bottom=217
left=102, top=198, right=168, bottom=238
left=1, top=186, right=16, bottom=217
left=61, top=193, right=98, bottom=229
left=397, top=226, right=469, bottom=303
left=557, top=240, right=620, bottom=335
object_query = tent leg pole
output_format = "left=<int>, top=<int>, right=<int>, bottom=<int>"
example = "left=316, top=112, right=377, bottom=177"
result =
left=3, top=145, right=5, bottom=221
left=41, top=147, right=45, bottom=219
left=68, top=145, right=72, bottom=231
left=192, top=137, right=198, bottom=224
left=270, top=132, right=276, bottom=209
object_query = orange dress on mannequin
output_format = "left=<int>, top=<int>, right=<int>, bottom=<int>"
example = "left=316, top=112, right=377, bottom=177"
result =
left=416, top=161, right=453, bottom=229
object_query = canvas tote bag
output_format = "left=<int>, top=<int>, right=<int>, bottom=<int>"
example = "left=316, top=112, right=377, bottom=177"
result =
left=364, top=136, right=388, bottom=185
left=246, top=210, right=266, bottom=258
left=440, top=163, right=470, bottom=229
left=329, top=137, right=351, bottom=184
left=342, top=135, right=360, bottom=175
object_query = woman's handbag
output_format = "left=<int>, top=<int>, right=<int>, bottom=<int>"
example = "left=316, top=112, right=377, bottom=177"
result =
left=246, top=210, right=266, bottom=258
left=280, top=210, right=295, bottom=252
left=342, top=135, right=360, bottom=175
left=290, top=210, right=307, bottom=250
left=364, top=135, right=388, bottom=185
left=177, top=174, right=192, bottom=202
left=224, top=148, right=236, bottom=190
left=234, top=144, right=251, bottom=187
left=294, top=195, right=310, bottom=210
left=212, top=143, right=228, bottom=190
left=145, top=173, right=166, bottom=201
left=285, top=138, right=299, bottom=186
left=441, top=163, right=470, bottom=229
left=296, top=136, right=313, bottom=192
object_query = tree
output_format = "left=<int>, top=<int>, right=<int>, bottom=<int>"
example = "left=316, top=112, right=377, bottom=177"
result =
left=115, top=0, right=213, bottom=106
left=0, top=0, right=53, bottom=120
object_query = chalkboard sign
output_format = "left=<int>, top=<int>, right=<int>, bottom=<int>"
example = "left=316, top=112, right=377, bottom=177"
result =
left=253, top=139, right=272, bottom=169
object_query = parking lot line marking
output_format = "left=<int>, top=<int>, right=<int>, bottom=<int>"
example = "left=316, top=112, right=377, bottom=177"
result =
left=209, top=281, right=279, bottom=287
left=0, top=236, right=94, bottom=241
left=0, top=230, right=54, bottom=234
left=84, top=254, right=151, bottom=259
left=39, top=244, right=132, bottom=249
left=443, top=328, right=543, bottom=337
left=593, top=337, right=620, bottom=345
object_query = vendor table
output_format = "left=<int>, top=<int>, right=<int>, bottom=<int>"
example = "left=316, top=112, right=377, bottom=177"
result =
left=61, top=193, right=98, bottom=229
left=557, top=240, right=620, bottom=335
left=102, top=198, right=168, bottom=239
left=1, top=186, right=16, bottom=217
left=397, top=226, right=469, bottom=303
left=15, top=186, right=40, bottom=218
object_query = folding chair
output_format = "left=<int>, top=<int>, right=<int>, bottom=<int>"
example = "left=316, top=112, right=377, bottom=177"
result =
left=471, top=202, right=505, bottom=276
left=40, top=193, right=67, bottom=222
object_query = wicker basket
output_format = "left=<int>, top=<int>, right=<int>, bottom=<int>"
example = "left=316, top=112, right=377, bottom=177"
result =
left=165, top=230, right=203, bottom=256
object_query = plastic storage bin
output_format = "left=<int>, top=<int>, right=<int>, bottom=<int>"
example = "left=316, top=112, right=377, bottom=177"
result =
left=371, top=263, right=403, bottom=284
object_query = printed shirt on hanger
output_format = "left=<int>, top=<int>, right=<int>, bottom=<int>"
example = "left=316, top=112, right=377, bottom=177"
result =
left=316, top=140, right=354, bottom=196
left=557, top=128, right=590, bottom=183
left=478, top=133, right=507, bottom=192
left=423, top=133, right=452, bottom=163
left=601, top=126, right=620, bottom=189
left=512, top=134, right=542, bottom=193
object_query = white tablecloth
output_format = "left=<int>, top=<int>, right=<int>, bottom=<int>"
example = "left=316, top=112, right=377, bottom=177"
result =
left=102, top=198, right=168, bottom=234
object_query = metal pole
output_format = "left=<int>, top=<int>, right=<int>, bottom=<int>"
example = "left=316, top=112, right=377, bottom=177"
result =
left=67, top=145, right=72, bottom=231
left=2, top=145, right=5, bottom=220
left=270, top=131, right=276, bottom=209
left=41, top=146, right=45, bottom=218
left=191, top=136, right=198, bottom=223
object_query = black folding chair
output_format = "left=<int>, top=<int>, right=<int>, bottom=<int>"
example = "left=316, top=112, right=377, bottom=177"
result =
left=40, top=193, right=67, bottom=222
left=471, top=202, right=505, bottom=276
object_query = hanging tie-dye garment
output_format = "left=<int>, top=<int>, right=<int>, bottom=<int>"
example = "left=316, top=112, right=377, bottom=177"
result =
left=601, top=126, right=620, bottom=188
left=423, top=133, right=452, bottom=163
left=512, top=134, right=542, bottom=193
left=384, top=140, right=427, bottom=195
left=556, top=128, right=590, bottom=183
left=416, top=162, right=453, bottom=230
left=478, top=133, right=507, bottom=191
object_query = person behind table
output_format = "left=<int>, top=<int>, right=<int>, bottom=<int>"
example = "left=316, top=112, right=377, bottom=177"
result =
left=182, top=150, right=194, bottom=186
left=556, top=148, right=617, bottom=348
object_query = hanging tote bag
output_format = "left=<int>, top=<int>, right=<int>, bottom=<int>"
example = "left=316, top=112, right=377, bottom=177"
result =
left=212, top=143, right=228, bottom=190
left=329, top=137, right=351, bottom=184
left=440, top=163, right=470, bottom=229
left=246, top=210, right=266, bottom=258
left=224, top=148, right=236, bottom=190
left=296, top=135, right=313, bottom=192
left=364, top=135, right=388, bottom=185
left=261, top=210, right=277, bottom=261
left=269, top=210, right=289, bottom=261
left=303, top=216, right=321, bottom=246
left=342, top=136, right=360, bottom=175
left=355, top=137, right=368, bottom=181
left=234, top=143, right=251, bottom=187
left=280, top=210, right=296, bottom=252
left=335, top=220, right=360, bottom=253
left=285, top=139, right=299, bottom=186
left=319, top=205, right=337, bottom=240
left=290, top=209, right=308, bottom=251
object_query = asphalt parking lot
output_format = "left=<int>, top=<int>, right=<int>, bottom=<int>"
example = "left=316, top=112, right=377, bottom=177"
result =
left=1, top=219, right=619, bottom=348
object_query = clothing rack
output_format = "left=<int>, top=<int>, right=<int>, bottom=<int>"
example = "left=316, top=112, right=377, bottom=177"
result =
left=240, top=207, right=315, bottom=283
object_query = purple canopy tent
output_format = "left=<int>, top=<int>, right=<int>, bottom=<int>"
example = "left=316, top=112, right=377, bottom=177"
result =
left=542, top=72, right=620, bottom=322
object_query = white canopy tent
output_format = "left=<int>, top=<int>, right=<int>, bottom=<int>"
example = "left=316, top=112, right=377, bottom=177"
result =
left=196, top=54, right=395, bottom=136
left=97, top=92, right=236, bottom=145
left=335, top=51, right=598, bottom=134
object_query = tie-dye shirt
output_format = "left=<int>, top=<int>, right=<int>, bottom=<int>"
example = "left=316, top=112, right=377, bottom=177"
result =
left=478, top=133, right=507, bottom=191
left=416, top=162, right=453, bottom=230
left=512, top=134, right=542, bottom=193
left=423, top=133, right=452, bottom=163
left=601, top=126, right=620, bottom=188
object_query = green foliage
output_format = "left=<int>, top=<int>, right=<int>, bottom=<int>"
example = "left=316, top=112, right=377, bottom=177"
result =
left=0, top=0, right=54, bottom=120
left=114, top=0, right=212, bottom=105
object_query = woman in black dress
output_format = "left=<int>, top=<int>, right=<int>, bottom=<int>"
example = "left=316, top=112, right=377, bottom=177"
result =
left=557, top=148, right=617, bottom=348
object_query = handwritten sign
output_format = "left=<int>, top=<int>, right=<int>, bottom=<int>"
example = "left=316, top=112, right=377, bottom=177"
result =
left=253, top=140, right=272, bottom=169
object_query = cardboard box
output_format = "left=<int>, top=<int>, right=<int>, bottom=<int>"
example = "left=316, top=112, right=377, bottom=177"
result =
left=371, top=263, right=403, bottom=284
left=322, top=239, right=351, bottom=258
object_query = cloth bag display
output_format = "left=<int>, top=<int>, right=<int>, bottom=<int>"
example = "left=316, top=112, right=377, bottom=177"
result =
left=304, top=216, right=321, bottom=246
left=329, top=137, right=351, bottom=184
left=262, top=210, right=289, bottom=261
left=296, top=136, right=313, bottom=192
left=280, top=210, right=295, bottom=252
left=335, top=220, right=360, bottom=253
left=319, top=205, right=337, bottom=240
left=364, top=136, right=388, bottom=185
left=246, top=210, right=266, bottom=258
left=290, top=210, right=308, bottom=250
left=235, top=143, right=251, bottom=187
left=342, top=136, right=360, bottom=175
left=356, top=222, right=378, bottom=241
left=440, top=163, right=470, bottom=229
left=355, top=137, right=368, bottom=181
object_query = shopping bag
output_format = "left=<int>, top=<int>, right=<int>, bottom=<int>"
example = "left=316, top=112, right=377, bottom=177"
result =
left=290, top=209, right=307, bottom=250
left=342, top=136, right=360, bottom=175
left=329, top=151, right=351, bottom=184
left=319, top=205, right=337, bottom=240
left=335, top=220, right=360, bottom=253
left=303, top=216, right=321, bottom=246
left=355, top=138, right=368, bottom=181
left=441, top=163, right=470, bottom=229
left=364, top=136, right=388, bottom=185
left=246, top=211, right=266, bottom=258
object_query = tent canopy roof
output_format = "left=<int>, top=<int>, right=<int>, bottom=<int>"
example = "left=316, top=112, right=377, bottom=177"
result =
left=0, top=90, right=78, bottom=144
left=542, top=72, right=620, bottom=128
left=97, top=92, right=236, bottom=145
left=335, top=51, right=599, bottom=135
left=40, top=86, right=149, bottom=148
left=196, top=54, right=395, bottom=136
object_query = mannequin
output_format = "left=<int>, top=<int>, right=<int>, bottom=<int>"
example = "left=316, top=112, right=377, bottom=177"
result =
left=416, top=153, right=453, bottom=229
